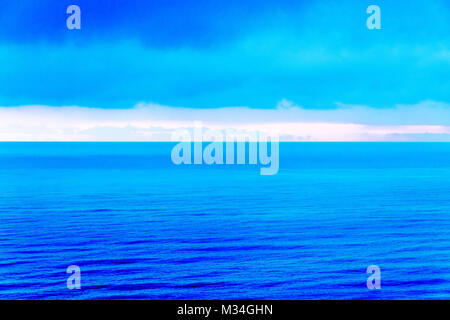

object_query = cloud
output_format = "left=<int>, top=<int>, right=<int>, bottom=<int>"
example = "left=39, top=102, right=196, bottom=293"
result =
left=1, top=101, right=450, bottom=141
left=1, top=1, right=450, bottom=109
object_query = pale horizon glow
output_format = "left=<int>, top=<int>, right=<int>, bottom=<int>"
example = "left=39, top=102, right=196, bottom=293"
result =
left=1, top=101, right=450, bottom=142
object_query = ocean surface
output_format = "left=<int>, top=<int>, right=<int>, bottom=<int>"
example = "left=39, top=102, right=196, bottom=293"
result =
left=0, top=142, right=450, bottom=300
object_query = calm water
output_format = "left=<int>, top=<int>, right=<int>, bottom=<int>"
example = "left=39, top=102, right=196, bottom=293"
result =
left=0, top=143, right=450, bottom=299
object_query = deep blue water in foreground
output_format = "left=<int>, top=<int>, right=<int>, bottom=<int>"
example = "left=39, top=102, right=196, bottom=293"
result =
left=1, top=143, right=450, bottom=300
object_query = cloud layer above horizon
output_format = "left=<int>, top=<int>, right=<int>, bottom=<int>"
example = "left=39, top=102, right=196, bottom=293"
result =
left=2, top=101, right=450, bottom=141
left=0, top=1, right=450, bottom=141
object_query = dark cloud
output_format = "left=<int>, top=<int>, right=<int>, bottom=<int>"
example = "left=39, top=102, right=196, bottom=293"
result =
left=0, top=0, right=305, bottom=48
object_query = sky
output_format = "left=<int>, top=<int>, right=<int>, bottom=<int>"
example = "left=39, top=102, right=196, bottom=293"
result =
left=0, top=0, right=450, bottom=141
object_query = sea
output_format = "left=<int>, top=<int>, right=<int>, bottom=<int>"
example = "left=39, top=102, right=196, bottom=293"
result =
left=0, top=142, right=449, bottom=299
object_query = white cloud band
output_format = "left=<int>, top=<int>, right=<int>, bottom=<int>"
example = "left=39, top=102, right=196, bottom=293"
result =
left=1, top=101, right=450, bottom=141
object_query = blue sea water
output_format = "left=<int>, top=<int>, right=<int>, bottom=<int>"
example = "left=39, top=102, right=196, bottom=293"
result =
left=0, top=142, right=450, bottom=300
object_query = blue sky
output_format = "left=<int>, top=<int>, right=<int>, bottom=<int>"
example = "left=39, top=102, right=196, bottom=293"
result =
left=1, top=1, right=450, bottom=141
left=0, top=0, right=449, bottom=109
